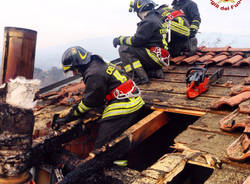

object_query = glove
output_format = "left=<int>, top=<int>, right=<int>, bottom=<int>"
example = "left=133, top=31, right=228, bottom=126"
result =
left=190, top=28, right=197, bottom=38
left=113, top=37, right=120, bottom=48
left=52, top=108, right=77, bottom=130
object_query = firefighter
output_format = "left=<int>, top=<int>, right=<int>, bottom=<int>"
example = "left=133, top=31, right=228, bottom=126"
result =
left=156, top=4, right=191, bottom=56
left=172, top=0, right=201, bottom=54
left=52, top=46, right=144, bottom=148
left=113, top=0, right=169, bottom=85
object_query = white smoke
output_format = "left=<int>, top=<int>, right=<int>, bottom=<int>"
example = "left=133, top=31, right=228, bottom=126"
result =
left=6, top=77, right=41, bottom=109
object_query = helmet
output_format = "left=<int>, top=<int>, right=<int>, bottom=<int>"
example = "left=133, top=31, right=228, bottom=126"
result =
left=129, top=0, right=157, bottom=13
left=61, top=46, right=91, bottom=73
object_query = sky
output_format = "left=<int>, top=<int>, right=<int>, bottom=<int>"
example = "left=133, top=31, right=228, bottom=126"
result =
left=0, top=0, right=249, bottom=50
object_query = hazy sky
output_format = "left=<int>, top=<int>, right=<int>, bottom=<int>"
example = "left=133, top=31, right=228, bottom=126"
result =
left=0, top=0, right=249, bottom=49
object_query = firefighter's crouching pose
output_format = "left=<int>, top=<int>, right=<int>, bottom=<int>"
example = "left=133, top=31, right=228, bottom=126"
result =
left=113, top=0, right=169, bottom=85
left=52, top=46, right=145, bottom=148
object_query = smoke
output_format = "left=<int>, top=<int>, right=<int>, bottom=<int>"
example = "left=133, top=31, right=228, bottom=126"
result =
left=6, top=77, right=41, bottom=109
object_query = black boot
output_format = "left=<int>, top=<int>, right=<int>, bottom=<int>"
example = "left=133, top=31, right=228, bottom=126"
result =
left=188, top=37, right=198, bottom=56
left=148, top=68, right=165, bottom=79
left=133, top=68, right=149, bottom=85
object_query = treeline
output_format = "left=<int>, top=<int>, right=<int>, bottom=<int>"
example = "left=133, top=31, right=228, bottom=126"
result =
left=33, top=67, right=66, bottom=88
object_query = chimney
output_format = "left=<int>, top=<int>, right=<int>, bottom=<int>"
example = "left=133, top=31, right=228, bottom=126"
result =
left=0, top=27, right=37, bottom=84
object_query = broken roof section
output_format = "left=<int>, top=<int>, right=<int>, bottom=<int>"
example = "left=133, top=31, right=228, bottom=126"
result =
left=32, top=45, right=250, bottom=183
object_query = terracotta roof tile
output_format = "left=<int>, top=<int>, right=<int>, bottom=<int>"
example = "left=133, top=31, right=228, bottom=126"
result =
left=228, top=48, right=250, bottom=52
left=197, top=46, right=206, bottom=50
left=230, top=84, right=250, bottom=95
left=218, top=51, right=230, bottom=56
left=203, top=60, right=215, bottom=65
left=170, top=55, right=186, bottom=64
left=243, top=176, right=250, bottom=184
left=227, top=133, right=250, bottom=161
left=217, top=55, right=243, bottom=66
left=206, top=52, right=216, bottom=56
left=209, top=54, right=228, bottom=63
left=195, top=52, right=203, bottom=56
left=170, top=46, right=250, bottom=67
left=239, top=100, right=250, bottom=113
left=232, top=51, right=245, bottom=56
left=233, top=56, right=250, bottom=67
left=245, top=76, right=250, bottom=85
left=211, top=91, right=250, bottom=109
left=199, top=46, right=231, bottom=52
left=197, top=54, right=214, bottom=63
left=219, top=109, right=250, bottom=131
left=182, top=55, right=200, bottom=64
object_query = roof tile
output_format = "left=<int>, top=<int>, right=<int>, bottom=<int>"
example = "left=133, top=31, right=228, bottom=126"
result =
left=245, top=76, right=250, bottom=85
left=228, top=48, right=250, bottom=52
left=170, top=55, right=186, bottom=64
left=183, top=55, right=200, bottom=64
left=219, top=109, right=250, bottom=131
left=206, top=51, right=216, bottom=56
left=170, top=46, right=250, bottom=67
left=217, top=55, right=243, bottom=66
left=218, top=51, right=230, bottom=56
left=210, top=91, right=250, bottom=109
left=230, top=84, right=250, bottom=95
left=227, top=133, right=250, bottom=161
left=233, top=56, right=250, bottom=67
left=199, top=46, right=231, bottom=52
left=232, top=51, right=245, bottom=56
left=195, top=52, right=203, bottom=56
left=239, top=100, right=250, bottom=113
left=197, top=54, right=214, bottom=63
left=210, top=54, right=228, bottom=63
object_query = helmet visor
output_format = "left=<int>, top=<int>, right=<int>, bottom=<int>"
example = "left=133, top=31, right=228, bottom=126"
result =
left=62, top=65, right=71, bottom=73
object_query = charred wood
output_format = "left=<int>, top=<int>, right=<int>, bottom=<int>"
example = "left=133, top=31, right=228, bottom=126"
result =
left=0, top=104, right=34, bottom=177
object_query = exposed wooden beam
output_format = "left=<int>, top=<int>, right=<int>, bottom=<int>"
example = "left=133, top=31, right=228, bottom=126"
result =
left=54, top=111, right=169, bottom=184
left=151, top=107, right=206, bottom=117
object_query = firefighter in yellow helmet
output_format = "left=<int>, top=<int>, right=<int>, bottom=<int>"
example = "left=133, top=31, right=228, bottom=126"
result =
left=113, top=0, right=170, bottom=85
left=52, top=46, right=144, bottom=148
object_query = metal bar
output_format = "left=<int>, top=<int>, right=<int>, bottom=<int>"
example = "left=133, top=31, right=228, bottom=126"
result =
left=39, top=75, right=81, bottom=94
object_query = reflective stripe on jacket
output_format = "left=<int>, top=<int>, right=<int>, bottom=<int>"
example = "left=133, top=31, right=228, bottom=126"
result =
left=172, top=0, right=201, bottom=31
left=119, top=10, right=168, bottom=50
left=156, top=5, right=190, bottom=38
left=76, top=57, right=144, bottom=120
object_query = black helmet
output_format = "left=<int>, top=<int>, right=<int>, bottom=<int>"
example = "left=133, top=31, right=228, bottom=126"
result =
left=61, top=46, right=91, bottom=73
left=129, top=0, right=157, bottom=13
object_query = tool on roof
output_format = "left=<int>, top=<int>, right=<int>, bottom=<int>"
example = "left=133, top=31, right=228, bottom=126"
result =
left=186, top=65, right=224, bottom=99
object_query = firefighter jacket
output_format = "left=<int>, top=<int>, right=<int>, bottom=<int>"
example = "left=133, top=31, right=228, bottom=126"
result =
left=172, top=0, right=201, bottom=33
left=118, top=10, right=168, bottom=50
left=74, top=56, right=145, bottom=120
left=156, top=5, right=190, bottom=38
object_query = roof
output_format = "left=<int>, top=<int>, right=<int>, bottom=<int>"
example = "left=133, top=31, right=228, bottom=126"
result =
left=33, top=46, right=250, bottom=183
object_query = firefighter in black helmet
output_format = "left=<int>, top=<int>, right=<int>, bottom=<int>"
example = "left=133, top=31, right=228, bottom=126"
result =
left=156, top=4, right=191, bottom=56
left=172, top=0, right=201, bottom=54
left=53, top=46, right=144, bottom=148
left=113, top=0, right=169, bottom=85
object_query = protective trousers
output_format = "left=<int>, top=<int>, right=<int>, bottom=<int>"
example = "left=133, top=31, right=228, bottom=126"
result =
left=118, top=45, right=164, bottom=84
left=94, top=109, right=142, bottom=149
